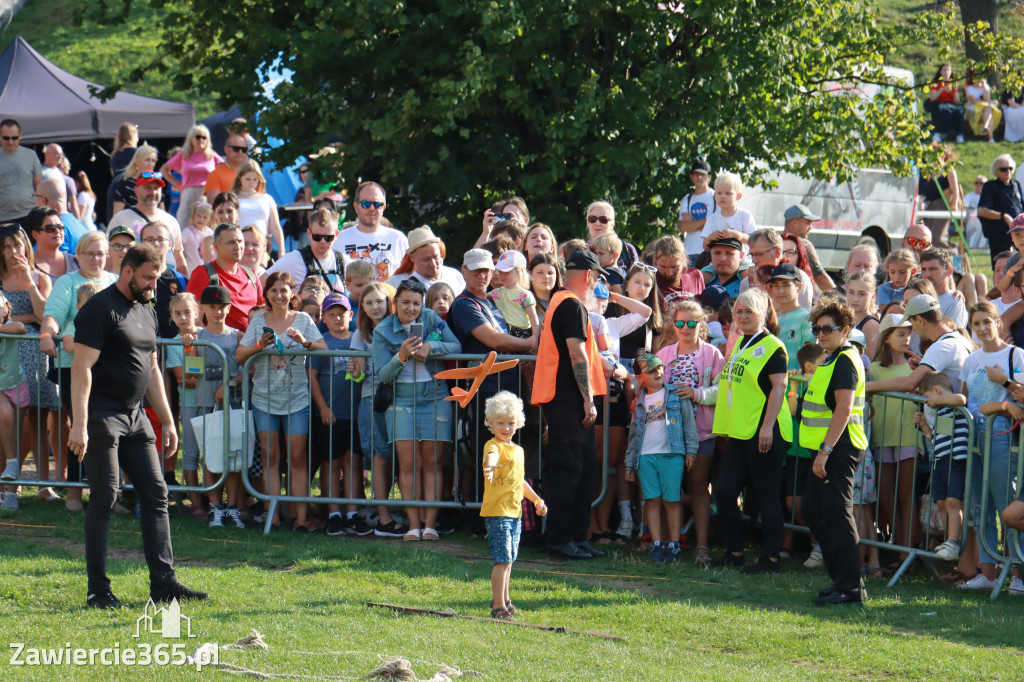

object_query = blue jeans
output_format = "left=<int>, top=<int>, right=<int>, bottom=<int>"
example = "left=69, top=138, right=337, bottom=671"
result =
left=971, top=415, right=1019, bottom=565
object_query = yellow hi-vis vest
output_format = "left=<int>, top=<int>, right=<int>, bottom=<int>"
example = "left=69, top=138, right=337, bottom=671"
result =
left=712, top=332, right=792, bottom=442
left=799, top=345, right=869, bottom=451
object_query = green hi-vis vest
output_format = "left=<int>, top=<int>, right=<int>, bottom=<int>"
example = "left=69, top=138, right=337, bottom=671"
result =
left=799, top=346, right=869, bottom=451
left=712, top=332, right=792, bottom=442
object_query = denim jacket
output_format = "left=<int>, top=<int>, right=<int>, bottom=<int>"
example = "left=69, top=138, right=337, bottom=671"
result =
left=372, top=308, right=462, bottom=384
left=624, top=384, right=699, bottom=471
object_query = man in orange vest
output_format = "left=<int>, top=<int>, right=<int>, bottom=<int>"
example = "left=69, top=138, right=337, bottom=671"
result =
left=532, top=250, right=609, bottom=560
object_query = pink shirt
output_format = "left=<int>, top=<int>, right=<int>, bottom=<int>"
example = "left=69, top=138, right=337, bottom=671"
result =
left=657, top=339, right=724, bottom=442
left=164, top=151, right=224, bottom=189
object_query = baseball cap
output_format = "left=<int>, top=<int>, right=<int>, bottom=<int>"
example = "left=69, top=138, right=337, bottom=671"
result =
left=1010, top=214, right=1024, bottom=232
left=108, top=225, right=136, bottom=241
left=321, top=292, right=352, bottom=313
left=495, top=250, right=527, bottom=272
left=407, top=225, right=440, bottom=253
left=200, top=285, right=231, bottom=305
left=462, top=248, right=494, bottom=271
left=136, top=171, right=166, bottom=189
left=564, top=250, right=609, bottom=274
left=877, top=313, right=912, bottom=337
left=707, top=237, right=743, bottom=251
left=698, top=284, right=730, bottom=310
left=689, top=160, right=711, bottom=175
left=848, top=328, right=866, bottom=350
left=632, top=352, right=664, bottom=375
left=593, top=282, right=610, bottom=300
left=768, top=262, right=799, bottom=282
left=898, top=294, right=941, bottom=325
left=783, top=203, right=820, bottom=222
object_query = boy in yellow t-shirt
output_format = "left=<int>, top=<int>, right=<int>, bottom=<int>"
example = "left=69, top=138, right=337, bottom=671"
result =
left=481, top=391, right=547, bottom=620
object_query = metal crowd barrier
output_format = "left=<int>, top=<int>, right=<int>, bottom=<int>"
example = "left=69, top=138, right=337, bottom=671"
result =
left=975, top=413, right=1023, bottom=600
left=0, top=333, right=231, bottom=508
left=238, top=348, right=610, bottom=535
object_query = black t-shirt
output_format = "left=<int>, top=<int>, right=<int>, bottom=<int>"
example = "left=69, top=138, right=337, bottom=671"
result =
left=736, top=332, right=787, bottom=428
left=112, top=176, right=138, bottom=209
left=978, top=179, right=1024, bottom=234
left=156, top=267, right=188, bottom=339
left=74, top=284, right=158, bottom=412
left=547, top=296, right=589, bottom=406
left=920, top=176, right=949, bottom=203
left=447, top=291, right=519, bottom=394
left=822, top=347, right=860, bottom=447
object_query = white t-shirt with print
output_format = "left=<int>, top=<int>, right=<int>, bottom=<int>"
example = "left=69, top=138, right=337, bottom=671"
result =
left=679, top=190, right=715, bottom=256
left=959, top=345, right=1024, bottom=419
left=337, top=225, right=409, bottom=282
left=641, top=388, right=671, bottom=455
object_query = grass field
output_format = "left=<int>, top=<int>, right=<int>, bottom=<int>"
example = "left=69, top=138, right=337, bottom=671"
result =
left=1, top=497, right=1023, bottom=681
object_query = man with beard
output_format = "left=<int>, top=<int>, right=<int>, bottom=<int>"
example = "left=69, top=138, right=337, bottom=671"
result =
left=701, top=237, right=745, bottom=297
left=337, top=181, right=408, bottom=281
left=650, top=235, right=705, bottom=315
left=107, top=172, right=187, bottom=272
left=69, top=244, right=207, bottom=609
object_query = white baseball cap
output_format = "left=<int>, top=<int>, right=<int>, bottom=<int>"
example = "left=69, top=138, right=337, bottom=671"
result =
left=495, top=250, right=527, bottom=272
left=462, top=248, right=494, bottom=271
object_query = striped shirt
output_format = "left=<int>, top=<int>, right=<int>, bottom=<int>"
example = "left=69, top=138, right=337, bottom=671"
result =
left=929, top=406, right=970, bottom=461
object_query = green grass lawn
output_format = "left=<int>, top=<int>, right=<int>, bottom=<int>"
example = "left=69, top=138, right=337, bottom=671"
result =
left=1, top=498, right=1022, bottom=680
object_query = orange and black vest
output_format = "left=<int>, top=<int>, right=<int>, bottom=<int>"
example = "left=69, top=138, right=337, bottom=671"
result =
left=531, top=289, right=607, bottom=406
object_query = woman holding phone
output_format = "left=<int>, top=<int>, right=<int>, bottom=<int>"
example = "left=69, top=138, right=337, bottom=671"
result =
left=372, top=278, right=461, bottom=541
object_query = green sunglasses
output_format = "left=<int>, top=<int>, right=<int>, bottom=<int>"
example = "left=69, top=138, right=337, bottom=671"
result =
left=675, top=320, right=699, bottom=329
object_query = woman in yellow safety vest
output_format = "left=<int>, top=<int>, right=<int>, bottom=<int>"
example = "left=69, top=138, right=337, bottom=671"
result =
left=800, top=298, right=869, bottom=606
left=706, top=288, right=791, bottom=574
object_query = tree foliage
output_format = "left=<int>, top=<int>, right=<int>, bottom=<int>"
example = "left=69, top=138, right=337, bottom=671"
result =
left=105, top=0, right=1024, bottom=249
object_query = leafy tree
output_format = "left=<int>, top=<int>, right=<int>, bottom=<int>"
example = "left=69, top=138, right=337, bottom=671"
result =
left=103, top=0, right=1024, bottom=251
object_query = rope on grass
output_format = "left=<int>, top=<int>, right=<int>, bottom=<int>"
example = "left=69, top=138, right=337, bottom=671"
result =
left=361, top=657, right=483, bottom=681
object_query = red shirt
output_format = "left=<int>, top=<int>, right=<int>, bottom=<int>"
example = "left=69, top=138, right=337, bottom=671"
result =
left=658, top=267, right=705, bottom=314
left=186, top=260, right=263, bottom=331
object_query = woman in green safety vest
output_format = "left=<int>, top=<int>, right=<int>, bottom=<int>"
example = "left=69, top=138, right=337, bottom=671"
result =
left=800, top=298, right=869, bottom=606
left=706, top=288, right=792, bottom=574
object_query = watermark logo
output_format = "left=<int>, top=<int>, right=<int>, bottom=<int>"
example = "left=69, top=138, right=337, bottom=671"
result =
left=10, top=598, right=215, bottom=670
left=135, top=598, right=195, bottom=639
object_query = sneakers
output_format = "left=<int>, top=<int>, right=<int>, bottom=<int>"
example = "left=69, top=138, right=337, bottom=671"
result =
left=648, top=544, right=665, bottom=563
left=87, top=590, right=125, bottom=610
left=225, top=505, right=246, bottom=529
left=326, top=515, right=347, bottom=537
left=2, top=491, right=18, bottom=511
left=350, top=515, right=374, bottom=536
left=150, top=582, right=208, bottom=604
left=804, top=546, right=823, bottom=568
left=615, top=516, right=633, bottom=540
left=957, top=573, right=999, bottom=591
left=1008, top=576, right=1024, bottom=597
left=250, top=502, right=266, bottom=525
left=209, top=505, right=225, bottom=528
left=708, top=552, right=746, bottom=569
left=934, top=540, right=961, bottom=561
left=374, top=520, right=410, bottom=538
left=741, top=558, right=781, bottom=575
left=666, top=544, right=682, bottom=563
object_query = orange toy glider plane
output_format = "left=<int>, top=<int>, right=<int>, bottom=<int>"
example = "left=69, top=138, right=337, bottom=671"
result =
left=434, top=351, right=519, bottom=408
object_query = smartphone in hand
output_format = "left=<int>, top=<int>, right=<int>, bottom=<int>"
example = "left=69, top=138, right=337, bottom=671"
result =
left=409, top=323, right=424, bottom=340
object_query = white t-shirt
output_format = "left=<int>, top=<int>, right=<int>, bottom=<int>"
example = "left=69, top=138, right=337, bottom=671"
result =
left=920, top=331, right=974, bottom=392
left=386, top=265, right=466, bottom=296
left=265, top=248, right=351, bottom=293
left=337, top=225, right=409, bottom=282
left=700, top=208, right=757, bottom=244
left=641, top=388, right=671, bottom=455
left=937, top=290, right=969, bottom=330
left=679, top=190, right=716, bottom=256
left=959, top=345, right=1024, bottom=419
left=106, top=207, right=183, bottom=271
left=993, top=296, right=1022, bottom=315
left=237, top=193, right=278, bottom=236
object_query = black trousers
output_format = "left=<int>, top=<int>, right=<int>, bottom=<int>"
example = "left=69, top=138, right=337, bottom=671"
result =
left=541, top=399, right=597, bottom=545
left=984, top=221, right=1013, bottom=267
left=713, top=424, right=786, bottom=560
left=802, top=442, right=864, bottom=595
left=84, top=407, right=176, bottom=594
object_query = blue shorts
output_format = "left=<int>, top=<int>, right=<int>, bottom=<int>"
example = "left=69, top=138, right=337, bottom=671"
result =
left=931, top=456, right=967, bottom=502
left=252, top=406, right=310, bottom=436
left=637, top=453, right=684, bottom=502
left=484, top=516, right=522, bottom=564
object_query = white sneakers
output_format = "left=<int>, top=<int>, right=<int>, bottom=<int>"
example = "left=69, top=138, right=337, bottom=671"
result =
left=957, top=574, right=998, bottom=591
left=0, top=492, right=17, bottom=511
left=615, top=516, right=633, bottom=539
left=934, top=540, right=960, bottom=561
left=804, top=546, right=823, bottom=568
left=1008, top=576, right=1024, bottom=597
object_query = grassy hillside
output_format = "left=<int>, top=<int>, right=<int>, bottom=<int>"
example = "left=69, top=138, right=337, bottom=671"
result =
left=0, top=0, right=216, bottom=119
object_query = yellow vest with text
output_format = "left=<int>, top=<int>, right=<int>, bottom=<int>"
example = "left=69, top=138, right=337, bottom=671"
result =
left=799, top=346, right=868, bottom=451
left=712, top=333, right=792, bottom=442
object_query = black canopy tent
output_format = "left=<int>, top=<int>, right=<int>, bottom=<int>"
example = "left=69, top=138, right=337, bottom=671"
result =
left=0, top=36, right=194, bottom=143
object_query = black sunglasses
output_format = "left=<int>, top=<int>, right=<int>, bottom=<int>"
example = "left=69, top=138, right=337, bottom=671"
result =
left=999, top=166, right=1015, bottom=172
left=675, top=320, right=699, bottom=329
left=227, top=145, right=247, bottom=153
left=1, top=135, right=20, bottom=141
left=397, top=278, right=426, bottom=294
left=38, top=224, right=64, bottom=234
left=588, top=215, right=611, bottom=224
left=310, top=233, right=335, bottom=243
left=811, top=324, right=840, bottom=336
left=358, top=200, right=385, bottom=209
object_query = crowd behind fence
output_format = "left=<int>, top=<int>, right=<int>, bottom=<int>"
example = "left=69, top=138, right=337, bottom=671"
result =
left=1, top=334, right=1020, bottom=598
